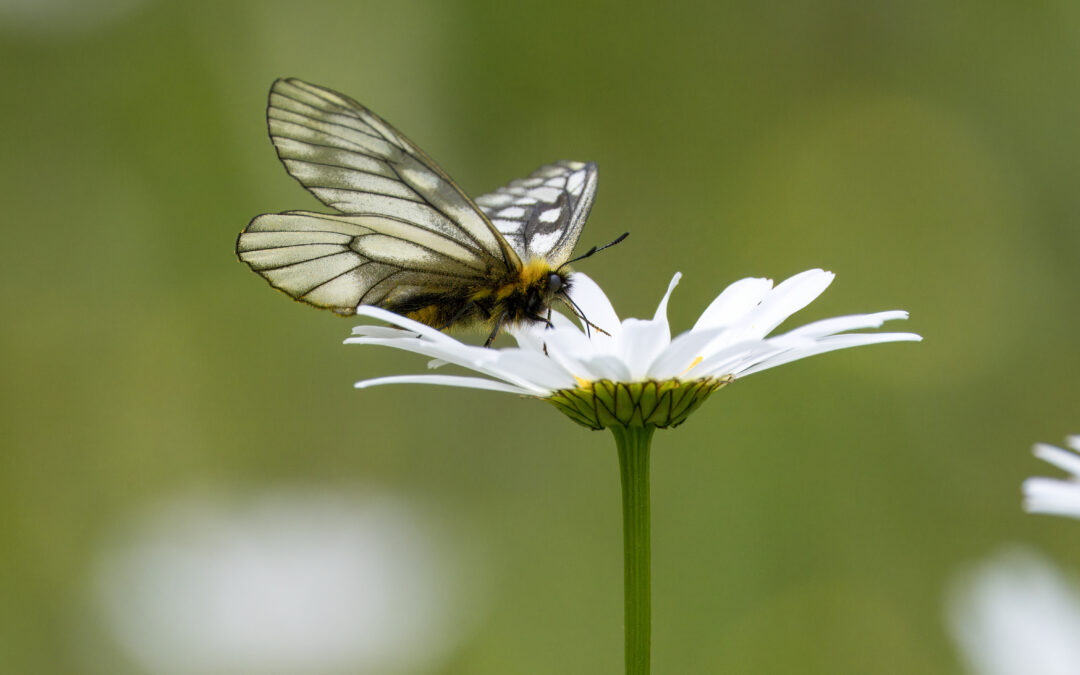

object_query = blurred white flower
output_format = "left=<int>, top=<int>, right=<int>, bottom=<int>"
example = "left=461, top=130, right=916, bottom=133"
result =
left=0, top=0, right=154, bottom=37
left=947, top=547, right=1080, bottom=675
left=93, top=489, right=483, bottom=675
left=1024, top=436, right=1080, bottom=520
left=346, top=269, right=920, bottom=397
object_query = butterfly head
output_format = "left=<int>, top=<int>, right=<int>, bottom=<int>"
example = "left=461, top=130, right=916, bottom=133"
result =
left=509, top=258, right=571, bottom=317
left=546, top=271, right=565, bottom=296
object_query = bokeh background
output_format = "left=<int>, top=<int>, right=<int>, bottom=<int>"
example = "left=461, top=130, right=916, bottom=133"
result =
left=3, top=1, right=1079, bottom=673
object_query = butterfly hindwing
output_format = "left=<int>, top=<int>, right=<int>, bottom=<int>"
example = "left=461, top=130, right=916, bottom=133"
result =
left=473, top=160, right=598, bottom=267
left=237, top=211, right=486, bottom=314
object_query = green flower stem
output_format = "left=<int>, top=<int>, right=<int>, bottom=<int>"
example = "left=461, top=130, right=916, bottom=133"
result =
left=548, top=378, right=729, bottom=672
left=611, top=424, right=655, bottom=675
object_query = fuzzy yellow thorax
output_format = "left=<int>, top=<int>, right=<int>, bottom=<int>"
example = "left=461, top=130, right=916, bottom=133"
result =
left=495, top=258, right=554, bottom=299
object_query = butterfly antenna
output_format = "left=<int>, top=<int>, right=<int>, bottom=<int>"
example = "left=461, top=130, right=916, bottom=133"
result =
left=556, top=232, right=629, bottom=272
left=559, top=294, right=611, bottom=339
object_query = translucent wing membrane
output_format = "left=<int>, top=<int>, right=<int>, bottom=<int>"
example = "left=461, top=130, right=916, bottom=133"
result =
left=237, top=211, right=485, bottom=314
left=474, top=161, right=597, bottom=266
left=264, top=78, right=519, bottom=269
left=237, top=79, right=600, bottom=321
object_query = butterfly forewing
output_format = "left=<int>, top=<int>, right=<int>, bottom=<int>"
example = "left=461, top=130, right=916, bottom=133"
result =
left=473, top=160, right=597, bottom=266
left=265, top=78, right=518, bottom=268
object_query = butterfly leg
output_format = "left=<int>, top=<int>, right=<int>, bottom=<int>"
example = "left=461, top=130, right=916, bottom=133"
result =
left=437, top=302, right=475, bottom=332
left=523, top=311, right=554, bottom=329
left=483, top=313, right=506, bottom=347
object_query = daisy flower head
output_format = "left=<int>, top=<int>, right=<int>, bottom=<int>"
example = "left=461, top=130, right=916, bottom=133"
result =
left=345, top=269, right=920, bottom=430
left=947, top=547, right=1080, bottom=675
left=94, top=489, right=481, bottom=675
left=1024, top=436, right=1080, bottom=520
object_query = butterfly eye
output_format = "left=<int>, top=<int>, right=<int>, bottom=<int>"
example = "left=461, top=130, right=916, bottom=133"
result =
left=548, top=273, right=563, bottom=294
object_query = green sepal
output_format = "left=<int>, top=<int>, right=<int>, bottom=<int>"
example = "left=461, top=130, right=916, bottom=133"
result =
left=547, top=377, right=732, bottom=430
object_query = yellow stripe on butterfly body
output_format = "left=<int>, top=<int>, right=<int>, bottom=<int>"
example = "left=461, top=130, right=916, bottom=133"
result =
left=405, top=304, right=445, bottom=327
left=399, top=259, right=567, bottom=331
left=236, top=78, right=599, bottom=342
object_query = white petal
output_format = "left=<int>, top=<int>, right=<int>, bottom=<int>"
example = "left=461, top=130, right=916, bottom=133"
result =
left=734, top=332, right=922, bottom=377
left=681, top=270, right=832, bottom=358
left=779, top=311, right=911, bottom=339
left=509, top=323, right=549, bottom=352
left=1023, top=478, right=1080, bottom=519
left=537, top=329, right=599, bottom=379
left=354, top=374, right=537, bottom=395
left=652, top=272, right=681, bottom=323
left=1033, top=443, right=1080, bottom=478
left=615, top=318, right=671, bottom=380
left=579, top=354, right=635, bottom=382
left=646, top=327, right=727, bottom=380
left=692, top=339, right=792, bottom=379
left=352, top=306, right=454, bottom=343
left=566, top=272, right=620, bottom=337
left=733, top=269, right=834, bottom=341
left=692, top=277, right=774, bottom=331
left=588, top=273, right=680, bottom=380
left=508, top=316, right=580, bottom=353
left=1069, top=436, right=1080, bottom=452
left=773, top=268, right=834, bottom=294
left=348, top=325, right=418, bottom=340
left=349, top=308, right=515, bottom=371
left=347, top=336, right=551, bottom=393
left=549, top=311, right=579, bottom=330
left=346, top=335, right=493, bottom=369
left=492, top=349, right=577, bottom=390
left=542, top=329, right=627, bottom=381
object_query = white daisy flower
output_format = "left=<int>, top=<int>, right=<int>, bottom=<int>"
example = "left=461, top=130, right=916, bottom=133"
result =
left=93, top=489, right=482, bottom=675
left=346, top=269, right=921, bottom=429
left=948, top=547, right=1080, bottom=675
left=1024, top=436, right=1080, bottom=520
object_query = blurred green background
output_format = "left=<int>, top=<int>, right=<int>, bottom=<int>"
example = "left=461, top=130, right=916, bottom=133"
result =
left=2, top=1, right=1079, bottom=673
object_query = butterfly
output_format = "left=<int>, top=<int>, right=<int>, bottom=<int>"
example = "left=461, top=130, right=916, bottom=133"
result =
left=236, top=78, right=618, bottom=345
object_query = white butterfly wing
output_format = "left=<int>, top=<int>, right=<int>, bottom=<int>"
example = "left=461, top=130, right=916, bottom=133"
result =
left=473, top=160, right=598, bottom=266
left=237, top=78, right=523, bottom=313
left=237, top=211, right=489, bottom=314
